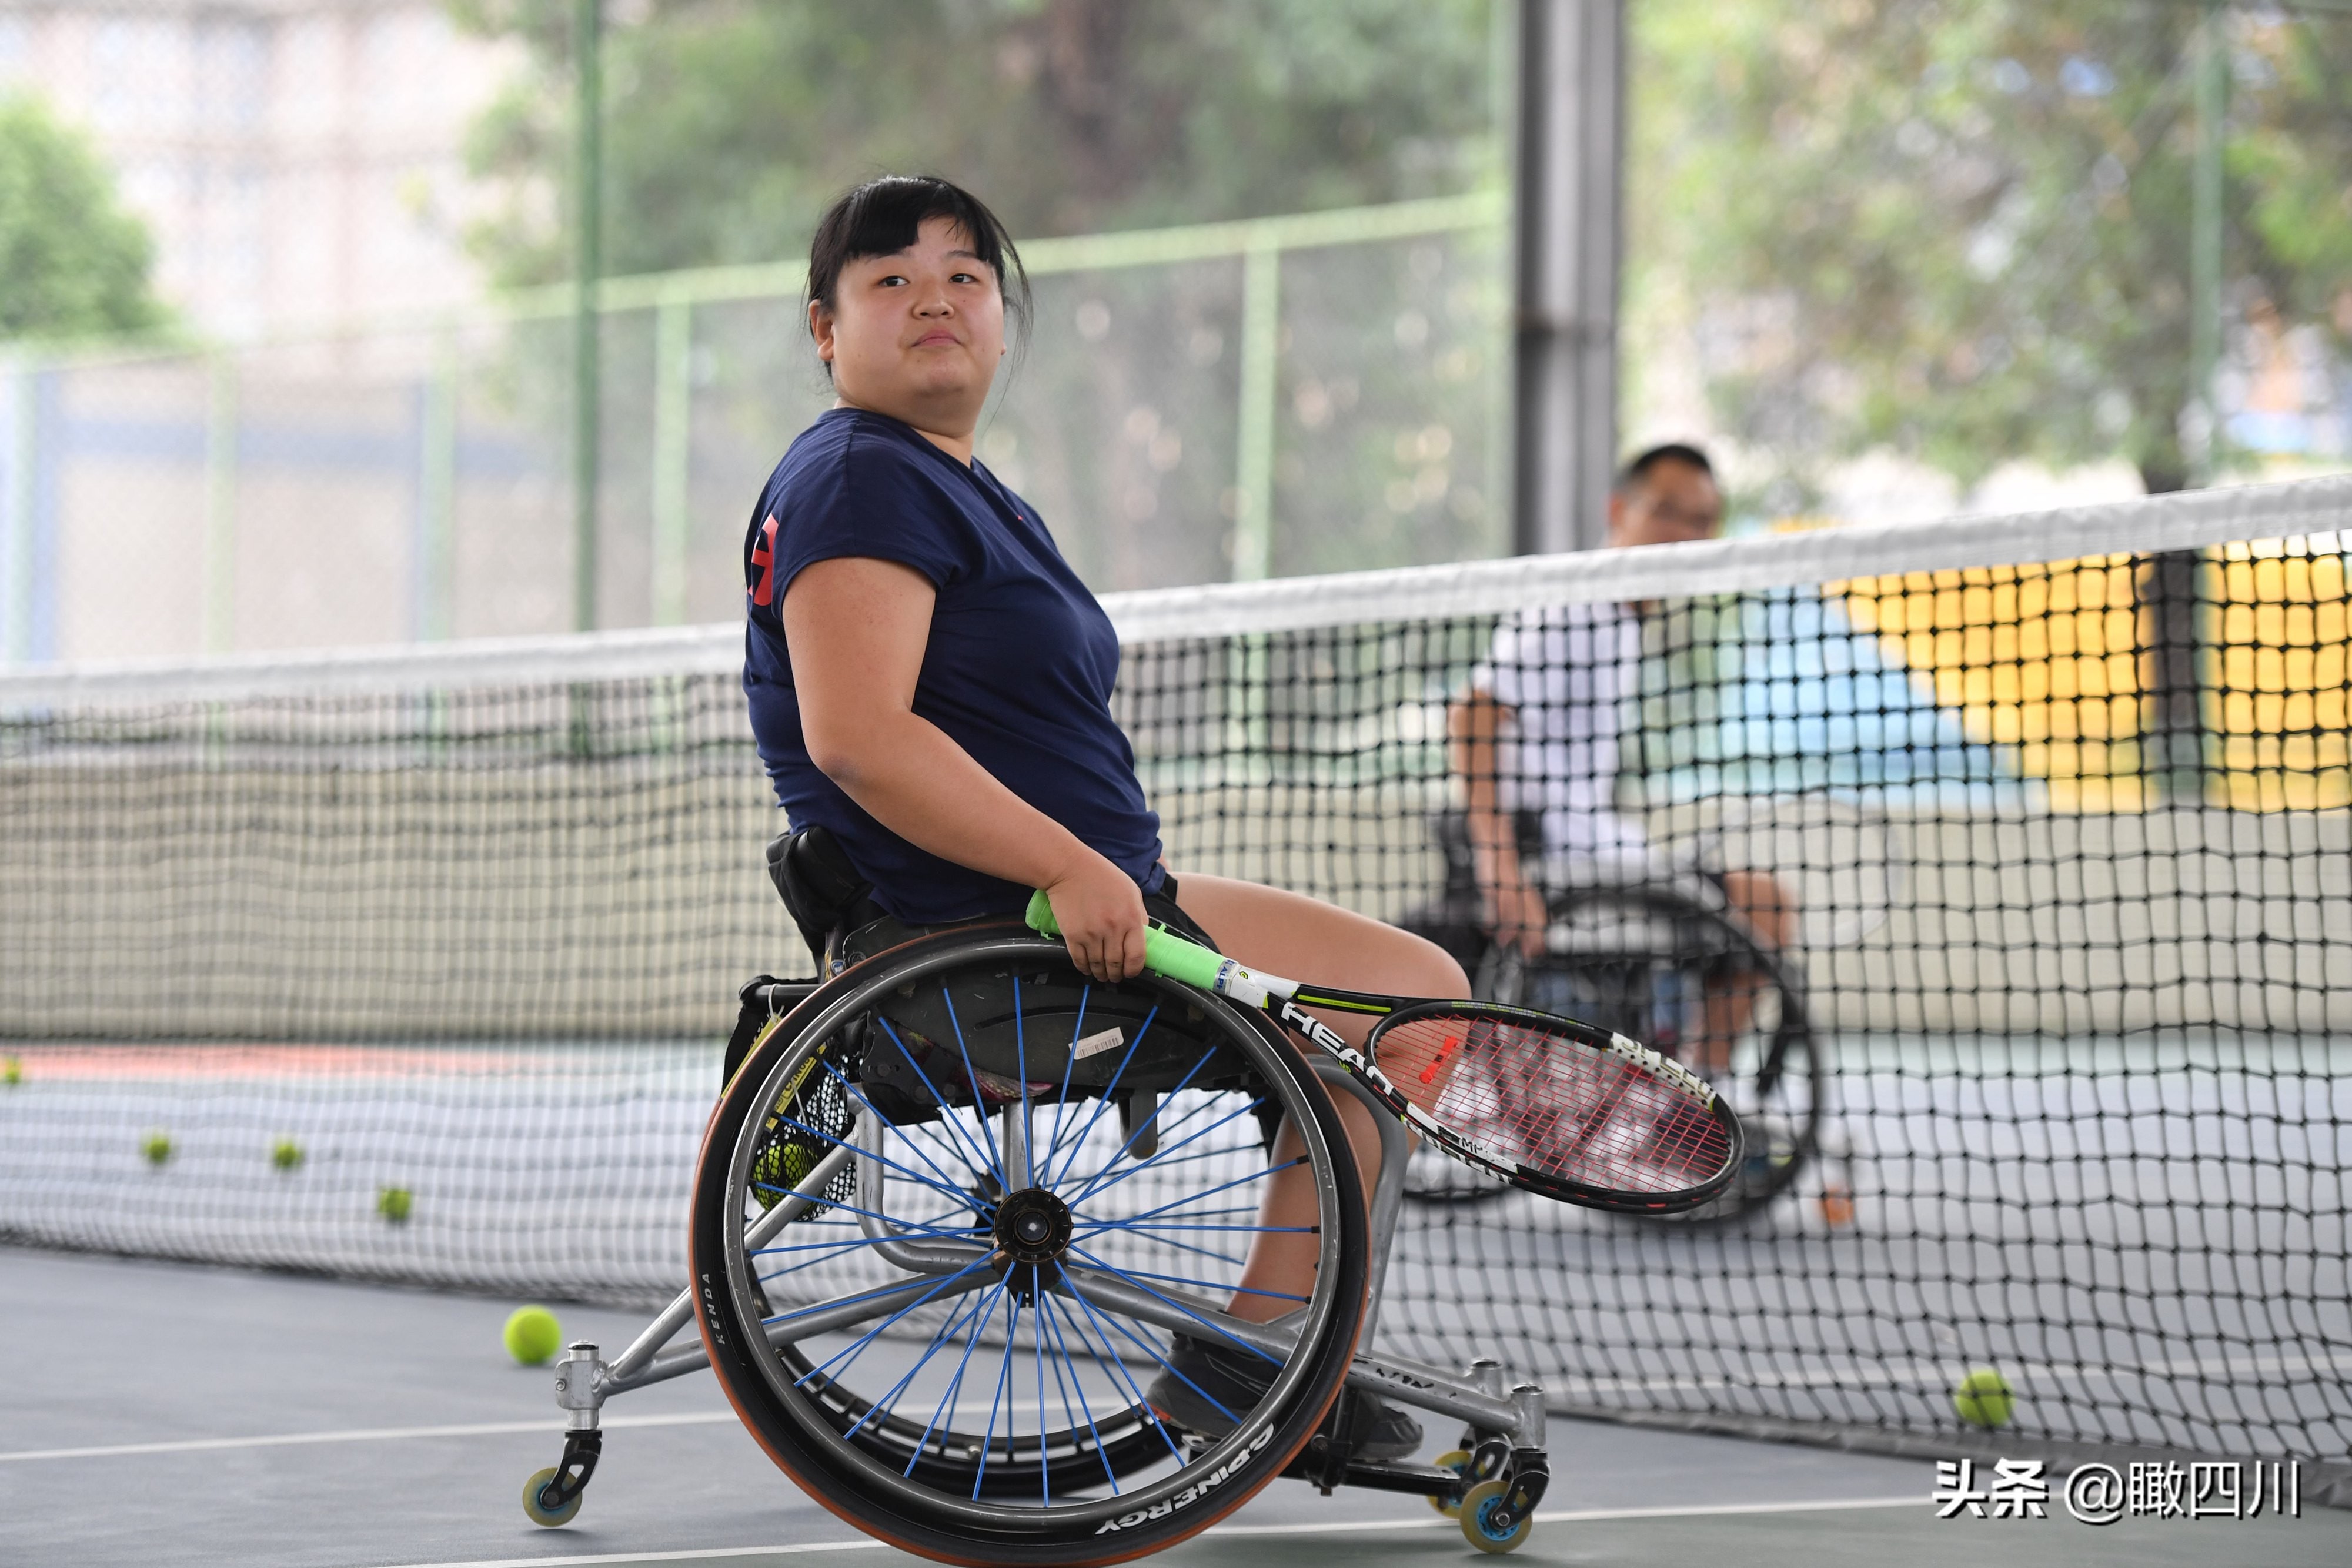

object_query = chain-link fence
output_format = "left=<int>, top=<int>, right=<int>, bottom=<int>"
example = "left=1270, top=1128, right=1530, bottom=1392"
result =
left=0, top=194, right=1507, bottom=665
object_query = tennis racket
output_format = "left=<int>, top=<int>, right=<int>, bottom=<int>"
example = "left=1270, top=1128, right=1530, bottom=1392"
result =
left=1024, top=891, right=1743, bottom=1215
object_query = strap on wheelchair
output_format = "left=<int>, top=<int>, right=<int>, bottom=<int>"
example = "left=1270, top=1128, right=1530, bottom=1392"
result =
left=721, top=973, right=820, bottom=1092
left=731, top=825, right=878, bottom=1095
left=766, top=824, right=888, bottom=972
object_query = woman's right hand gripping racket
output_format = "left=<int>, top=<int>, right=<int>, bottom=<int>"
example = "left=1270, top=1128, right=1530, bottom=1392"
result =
left=1025, top=891, right=1743, bottom=1214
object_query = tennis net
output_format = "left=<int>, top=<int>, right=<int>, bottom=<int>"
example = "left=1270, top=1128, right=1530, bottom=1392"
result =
left=4, top=474, right=2350, bottom=1475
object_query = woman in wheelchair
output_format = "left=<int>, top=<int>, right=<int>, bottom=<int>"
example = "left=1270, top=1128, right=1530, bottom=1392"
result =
left=739, top=176, right=1466, bottom=1473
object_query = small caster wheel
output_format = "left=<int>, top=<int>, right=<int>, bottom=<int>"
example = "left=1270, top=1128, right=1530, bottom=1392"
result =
left=522, top=1466, right=583, bottom=1527
left=1428, top=1449, right=1472, bottom=1517
left=1460, top=1478, right=1535, bottom=1554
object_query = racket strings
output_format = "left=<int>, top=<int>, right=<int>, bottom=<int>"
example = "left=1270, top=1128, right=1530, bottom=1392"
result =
left=1374, top=1014, right=1733, bottom=1195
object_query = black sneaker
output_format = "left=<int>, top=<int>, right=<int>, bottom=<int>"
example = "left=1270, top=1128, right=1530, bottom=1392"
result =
left=1329, top=1386, right=1424, bottom=1462
left=1144, top=1335, right=1423, bottom=1462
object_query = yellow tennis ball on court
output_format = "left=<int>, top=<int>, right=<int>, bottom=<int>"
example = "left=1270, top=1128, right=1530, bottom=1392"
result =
left=377, top=1185, right=413, bottom=1223
left=504, top=1305, right=563, bottom=1366
left=272, top=1139, right=303, bottom=1172
left=1953, top=1367, right=2014, bottom=1429
left=3, top=1055, right=21, bottom=1086
left=142, top=1130, right=173, bottom=1166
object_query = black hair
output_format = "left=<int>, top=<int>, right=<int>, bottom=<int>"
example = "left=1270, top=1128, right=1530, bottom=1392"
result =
left=804, top=176, right=1031, bottom=373
left=1614, top=442, right=1716, bottom=495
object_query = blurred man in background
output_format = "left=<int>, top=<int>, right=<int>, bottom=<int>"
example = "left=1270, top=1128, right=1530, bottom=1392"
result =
left=1429, top=443, right=1795, bottom=1074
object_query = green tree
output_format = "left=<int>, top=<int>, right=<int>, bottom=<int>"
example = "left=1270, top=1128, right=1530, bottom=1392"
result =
left=1631, top=0, right=2352, bottom=497
left=0, top=94, right=165, bottom=342
left=450, top=0, right=1499, bottom=286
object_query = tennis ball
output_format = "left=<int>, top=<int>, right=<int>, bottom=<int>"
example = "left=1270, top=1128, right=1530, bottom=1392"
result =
left=504, top=1305, right=563, bottom=1366
left=377, top=1185, right=413, bottom=1223
left=1953, top=1367, right=2014, bottom=1429
left=272, top=1139, right=303, bottom=1172
left=751, top=1139, right=816, bottom=1211
left=2, top=1055, right=21, bottom=1086
left=142, top=1130, right=173, bottom=1166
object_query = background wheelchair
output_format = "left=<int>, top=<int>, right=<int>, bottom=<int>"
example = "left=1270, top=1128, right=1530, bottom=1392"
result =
left=518, top=835, right=1555, bottom=1563
left=1398, top=808, right=1831, bottom=1225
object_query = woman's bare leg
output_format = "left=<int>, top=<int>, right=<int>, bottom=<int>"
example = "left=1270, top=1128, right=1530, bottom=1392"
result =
left=1170, top=872, right=1466, bottom=1323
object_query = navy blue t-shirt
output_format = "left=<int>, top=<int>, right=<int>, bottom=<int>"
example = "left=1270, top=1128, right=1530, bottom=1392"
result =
left=742, top=407, right=1165, bottom=924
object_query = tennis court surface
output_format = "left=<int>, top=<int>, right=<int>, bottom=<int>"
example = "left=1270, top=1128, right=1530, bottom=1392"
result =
left=10, top=1245, right=2347, bottom=1568
left=6, top=479, right=2352, bottom=1563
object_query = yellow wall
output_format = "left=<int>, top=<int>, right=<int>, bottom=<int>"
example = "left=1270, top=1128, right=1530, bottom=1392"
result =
left=1830, top=554, right=2151, bottom=812
left=1830, top=540, right=2352, bottom=814
left=2201, top=544, right=2351, bottom=812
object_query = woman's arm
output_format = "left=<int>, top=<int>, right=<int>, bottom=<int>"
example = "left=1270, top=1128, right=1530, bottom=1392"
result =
left=783, top=555, right=1148, bottom=981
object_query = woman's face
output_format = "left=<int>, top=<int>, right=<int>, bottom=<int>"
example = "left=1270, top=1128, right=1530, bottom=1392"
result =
left=812, top=216, right=1007, bottom=442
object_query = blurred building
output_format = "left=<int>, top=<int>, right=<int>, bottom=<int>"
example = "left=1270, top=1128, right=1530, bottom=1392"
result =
left=0, top=1, right=512, bottom=338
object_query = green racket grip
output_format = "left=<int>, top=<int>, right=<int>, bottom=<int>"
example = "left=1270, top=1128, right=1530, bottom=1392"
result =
left=1023, top=888, right=1234, bottom=992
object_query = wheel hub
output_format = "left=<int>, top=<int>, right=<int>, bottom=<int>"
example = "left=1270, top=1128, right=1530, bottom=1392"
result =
left=991, top=1186, right=1073, bottom=1303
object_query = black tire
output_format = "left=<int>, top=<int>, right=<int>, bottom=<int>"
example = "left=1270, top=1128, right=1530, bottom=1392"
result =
left=1414, top=881, right=1822, bottom=1223
left=691, top=924, right=1368, bottom=1566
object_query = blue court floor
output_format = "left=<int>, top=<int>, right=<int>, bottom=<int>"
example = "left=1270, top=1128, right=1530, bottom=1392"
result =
left=1, top=1246, right=2341, bottom=1567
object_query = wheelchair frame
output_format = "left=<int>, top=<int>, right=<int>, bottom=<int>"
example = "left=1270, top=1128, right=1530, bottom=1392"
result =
left=525, top=968, right=1553, bottom=1557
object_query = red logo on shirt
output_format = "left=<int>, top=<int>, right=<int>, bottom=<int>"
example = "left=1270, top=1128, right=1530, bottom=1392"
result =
left=750, top=515, right=779, bottom=606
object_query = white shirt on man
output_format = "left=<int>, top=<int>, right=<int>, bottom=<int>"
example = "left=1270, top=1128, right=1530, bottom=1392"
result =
left=1473, top=601, right=1655, bottom=873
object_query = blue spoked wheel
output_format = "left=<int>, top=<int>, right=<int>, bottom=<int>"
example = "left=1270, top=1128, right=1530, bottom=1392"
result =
left=691, top=924, right=1367, bottom=1567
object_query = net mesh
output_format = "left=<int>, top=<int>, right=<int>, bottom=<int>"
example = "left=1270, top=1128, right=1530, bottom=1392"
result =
left=5, top=477, right=2351, bottom=1467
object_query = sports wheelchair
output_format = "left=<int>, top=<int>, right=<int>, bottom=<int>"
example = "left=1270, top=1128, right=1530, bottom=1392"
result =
left=1399, top=810, right=1825, bottom=1224
left=519, top=830, right=1554, bottom=1562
